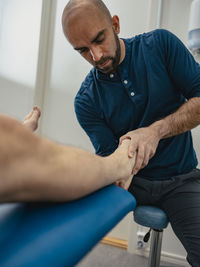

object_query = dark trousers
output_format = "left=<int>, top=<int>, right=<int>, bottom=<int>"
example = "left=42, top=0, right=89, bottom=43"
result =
left=128, top=169, right=200, bottom=267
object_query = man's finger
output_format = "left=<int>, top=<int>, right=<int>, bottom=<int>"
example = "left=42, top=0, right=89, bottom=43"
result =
left=128, top=142, right=137, bottom=158
left=132, top=146, right=145, bottom=175
left=141, top=149, right=151, bottom=168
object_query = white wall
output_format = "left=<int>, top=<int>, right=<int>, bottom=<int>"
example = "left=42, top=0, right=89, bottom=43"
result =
left=39, top=0, right=91, bottom=148
left=0, top=0, right=42, bottom=119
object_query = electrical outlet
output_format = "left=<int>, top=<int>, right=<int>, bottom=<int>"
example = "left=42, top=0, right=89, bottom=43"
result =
left=136, top=226, right=150, bottom=250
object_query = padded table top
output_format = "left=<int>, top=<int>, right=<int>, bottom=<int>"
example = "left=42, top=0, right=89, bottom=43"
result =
left=0, top=185, right=136, bottom=267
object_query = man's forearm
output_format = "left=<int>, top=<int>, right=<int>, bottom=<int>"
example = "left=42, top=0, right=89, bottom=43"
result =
left=151, top=97, right=200, bottom=139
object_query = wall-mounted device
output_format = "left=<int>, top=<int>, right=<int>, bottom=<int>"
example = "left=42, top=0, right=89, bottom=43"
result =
left=188, top=0, right=200, bottom=55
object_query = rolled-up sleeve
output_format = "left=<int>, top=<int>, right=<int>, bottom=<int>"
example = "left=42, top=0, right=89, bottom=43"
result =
left=155, top=29, right=200, bottom=99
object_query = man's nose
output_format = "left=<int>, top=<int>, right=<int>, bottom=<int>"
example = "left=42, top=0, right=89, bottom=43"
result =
left=90, top=47, right=103, bottom=62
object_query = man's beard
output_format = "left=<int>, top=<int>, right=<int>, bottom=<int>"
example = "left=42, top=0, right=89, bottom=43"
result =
left=95, top=30, right=121, bottom=74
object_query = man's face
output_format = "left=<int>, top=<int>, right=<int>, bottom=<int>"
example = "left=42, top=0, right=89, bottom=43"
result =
left=63, top=8, right=121, bottom=74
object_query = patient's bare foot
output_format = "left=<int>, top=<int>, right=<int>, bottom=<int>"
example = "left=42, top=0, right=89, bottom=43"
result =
left=23, top=106, right=41, bottom=132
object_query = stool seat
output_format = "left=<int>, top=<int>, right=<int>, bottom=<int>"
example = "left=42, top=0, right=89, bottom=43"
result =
left=134, top=206, right=168, bottom=229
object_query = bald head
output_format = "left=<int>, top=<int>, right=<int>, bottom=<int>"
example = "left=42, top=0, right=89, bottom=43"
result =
left=61, top=0, right=123, bottom=73
left=62, top=0, right=112, bottom=36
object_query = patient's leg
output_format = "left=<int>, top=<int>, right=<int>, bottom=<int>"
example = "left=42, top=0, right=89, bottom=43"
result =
left=23, top=106, right=41, bottom=132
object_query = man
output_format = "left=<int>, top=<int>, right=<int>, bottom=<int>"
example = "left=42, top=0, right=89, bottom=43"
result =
left=62, top=0, right=200, bottom=265
left=0, top=108, right=135, bottom=202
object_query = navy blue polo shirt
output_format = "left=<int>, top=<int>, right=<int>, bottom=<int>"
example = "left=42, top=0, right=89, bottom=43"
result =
left=75, top=29, right=200, bottom=180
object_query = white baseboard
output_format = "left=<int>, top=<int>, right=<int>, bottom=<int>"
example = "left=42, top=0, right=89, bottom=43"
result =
left=134, top=247, right=190, bottom=267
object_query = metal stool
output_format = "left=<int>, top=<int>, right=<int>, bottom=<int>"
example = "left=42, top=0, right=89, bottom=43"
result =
left=134, top=206, right=169, bottom=267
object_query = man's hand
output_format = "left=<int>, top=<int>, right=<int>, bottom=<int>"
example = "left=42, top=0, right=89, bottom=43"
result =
left=23, top=106, right=41, bottom=132
left=120, top=126, right=160, bottom=175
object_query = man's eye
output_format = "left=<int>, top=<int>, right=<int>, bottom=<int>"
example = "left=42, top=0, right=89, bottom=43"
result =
left=79, top=48, right=89, bottom=54
left=96, top=38, right=104, bottom=44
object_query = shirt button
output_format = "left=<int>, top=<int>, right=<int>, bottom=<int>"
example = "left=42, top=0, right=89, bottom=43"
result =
left=110, top=73, right=114, bottom=78
left=131, top=92, right=135, bottom=96
left=124, top=80, right=128, bottom=84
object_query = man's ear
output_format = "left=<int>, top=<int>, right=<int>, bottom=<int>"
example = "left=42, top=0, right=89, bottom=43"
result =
left=112, top=15, right=120, bottom=34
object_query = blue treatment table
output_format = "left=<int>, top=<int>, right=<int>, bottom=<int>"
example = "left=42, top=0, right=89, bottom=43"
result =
left=0, top=185, right=136, bottom=267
